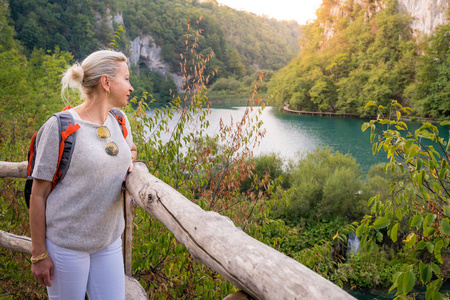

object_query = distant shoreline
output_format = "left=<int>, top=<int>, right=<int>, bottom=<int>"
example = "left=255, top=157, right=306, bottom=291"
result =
left=283, top=103, right=442, bottom=124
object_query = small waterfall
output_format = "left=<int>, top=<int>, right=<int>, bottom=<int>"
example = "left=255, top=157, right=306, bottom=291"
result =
left=347, top=232, right=360, bottom=258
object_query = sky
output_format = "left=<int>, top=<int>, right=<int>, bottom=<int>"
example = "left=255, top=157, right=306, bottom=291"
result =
left=214, top=0, right=323, bottom=25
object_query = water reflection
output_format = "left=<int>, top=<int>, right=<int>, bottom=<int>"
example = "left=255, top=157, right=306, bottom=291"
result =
left=146, top=104, right=449, bottom=174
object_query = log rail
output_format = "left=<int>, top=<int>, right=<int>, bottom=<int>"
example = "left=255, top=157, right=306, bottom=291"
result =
left=0, top=160, right=356, bottom=300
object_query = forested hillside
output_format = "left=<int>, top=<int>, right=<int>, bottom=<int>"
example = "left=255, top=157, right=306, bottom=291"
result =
left=7, top=0, right=300, bottom=85
left=268, top=0, right=449, bottom=119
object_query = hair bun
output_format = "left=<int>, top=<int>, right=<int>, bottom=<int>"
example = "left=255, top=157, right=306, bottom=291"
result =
left=68, top=63, right=84, bottom=88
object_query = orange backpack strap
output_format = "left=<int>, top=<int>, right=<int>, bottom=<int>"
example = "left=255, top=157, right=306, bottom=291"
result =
left=27, top=132, right=39, bottom=177
left=25, top=109, right=79, bottom=208
left=52, top=122, right=80, bottom=188
left=110, top=108, right=128, bottom=139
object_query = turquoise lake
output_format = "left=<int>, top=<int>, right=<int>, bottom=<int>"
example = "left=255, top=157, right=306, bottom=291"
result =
left=148, top=103, right=449, bottom=173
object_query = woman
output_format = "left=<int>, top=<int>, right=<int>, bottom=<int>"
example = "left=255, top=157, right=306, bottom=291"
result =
left=29, top=49, right=137, bottom=299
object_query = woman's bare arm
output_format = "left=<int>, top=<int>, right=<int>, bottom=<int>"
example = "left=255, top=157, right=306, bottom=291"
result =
left=29, top=178, right=54, bottom=287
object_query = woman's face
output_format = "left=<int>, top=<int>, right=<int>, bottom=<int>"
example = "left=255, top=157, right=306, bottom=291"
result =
left=108, top=61, right=134, bottom=107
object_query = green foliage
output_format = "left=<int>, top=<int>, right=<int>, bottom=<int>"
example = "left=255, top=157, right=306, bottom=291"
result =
left=0, top=1, right=16, bottom=51
left=406, top=21, right=450, bottom=119
left=357, top=100, right=450, bottom=298
left=9, top=0, right=114, bottom=57
left=119, top=24, right=271, bottom=297
left=209, top=77, right=242, bottom=92
left=280, top=146, right=369, bottom=221
left=0, top=42, right=72, bottom=300
left=335, top=249, right=414, bottom=289
left=7, top=0, right=299, bottom=83
left=239, top=153, right=290, bottom=195
left=130, top=68, right=179, bottom=103
left=268, top=0, right=418, bottom=117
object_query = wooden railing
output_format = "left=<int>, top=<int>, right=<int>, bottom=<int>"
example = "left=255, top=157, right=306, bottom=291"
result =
left=0, top=160, right=357, bottom=300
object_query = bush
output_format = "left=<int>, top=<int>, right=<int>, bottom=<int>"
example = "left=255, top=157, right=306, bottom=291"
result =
left=239, top=153, right=290, bottom=195
left=209, top=77, right=241, bottom=91
left=282, top=146, right=369, bottom=221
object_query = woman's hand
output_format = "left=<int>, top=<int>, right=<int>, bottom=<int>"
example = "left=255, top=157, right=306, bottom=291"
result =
left=123, top=143, right=137, bottom=189
left=31, top=255, right=54, bottom=287
left=128, top=143, right=137, bottom=173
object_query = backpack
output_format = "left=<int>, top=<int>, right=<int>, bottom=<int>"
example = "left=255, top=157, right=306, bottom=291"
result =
left=24, top=107, right=128, bottom=208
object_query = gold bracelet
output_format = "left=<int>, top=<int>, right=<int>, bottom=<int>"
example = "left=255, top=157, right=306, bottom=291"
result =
left=31, top=251, right=49, bottom=264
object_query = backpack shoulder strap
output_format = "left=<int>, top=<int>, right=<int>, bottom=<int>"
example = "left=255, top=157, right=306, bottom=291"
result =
left=25, top=109, right=80, bottom=208
left=109, top=108, right=128, bottom=139
left=27, top=131, right=39, bottom=177
left=52, top=111, right=80, bottom=187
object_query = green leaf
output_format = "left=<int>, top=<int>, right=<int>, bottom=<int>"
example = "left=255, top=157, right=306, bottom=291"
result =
left=419, top=262, right=432, bottom=285
left=419, top=169, right=425, bottom=185
left=376, top=231, right=383, bottom=242
left=389, top=272, right=402, bottom=293
left=373, top=217, right=391, bottom=229
left=439, top=121, right=450, bottom=126
left=410, top=215, right=423, bottom=229
left=416, top=158, right=423, bottom=170
left=364, top=101, right=376, bottom=109
left=444, top=205, right=450, bottom=217
left=405, top=233, right=417, bottom=248
left=426, top=242, right=435, bottom=253
left=430, top=263, right=441, bottom=275
left=416, top=240, right=427, bottom=250
left=390, top=223, right=399, bottom=242
left=423, top=226, right=435, bottom=237
left=440, top=218, right=450, bottom=235
left=362, top=122, right=370, bottom=132
left=434, top=239, right=444, bottom=263
left=431, top=291, right=444, bottom=300
left=397, top=271, right=416, bottom=295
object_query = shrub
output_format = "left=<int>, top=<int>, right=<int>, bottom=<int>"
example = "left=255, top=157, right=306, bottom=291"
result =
left=209, top=77, right=241, bottom=91
left=282, top=146, right=369, bottom=221
left=239, top=153, right=290, bottom=195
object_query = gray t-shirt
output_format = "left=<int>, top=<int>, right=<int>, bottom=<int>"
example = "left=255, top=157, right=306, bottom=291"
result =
left=32, top=108, right=133, bottom=252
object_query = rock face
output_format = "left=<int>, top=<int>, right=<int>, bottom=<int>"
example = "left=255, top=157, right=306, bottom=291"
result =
left=324, top=0, right=448, bottom=37
left=398, top=0, right=448, bottom=34
left=96, top=9, right=124, bottom=31
left=130, top=35, right=184, bottom=91
left=99, top=9, right=184, bottom=91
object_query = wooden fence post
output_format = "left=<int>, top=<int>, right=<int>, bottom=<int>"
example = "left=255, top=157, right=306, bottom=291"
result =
left=123, top=190, right=137, bottom=276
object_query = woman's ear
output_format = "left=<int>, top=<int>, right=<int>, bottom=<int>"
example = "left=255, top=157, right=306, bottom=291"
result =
left=100, top=74, right=110, bottom=92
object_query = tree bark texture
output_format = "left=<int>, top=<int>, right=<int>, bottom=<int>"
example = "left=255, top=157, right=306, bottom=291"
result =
left=123, top=190, right=137, bottom=276
left=0, top=161, right=27, bottom=178
left=125, top=162, right=356, bottom=300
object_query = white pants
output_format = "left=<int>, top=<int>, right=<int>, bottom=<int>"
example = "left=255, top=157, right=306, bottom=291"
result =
left=46, top=238, right=125, bottom=300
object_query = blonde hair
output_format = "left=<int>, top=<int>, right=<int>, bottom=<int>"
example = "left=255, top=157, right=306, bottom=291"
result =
left=61, top=50, right=127, bottom=101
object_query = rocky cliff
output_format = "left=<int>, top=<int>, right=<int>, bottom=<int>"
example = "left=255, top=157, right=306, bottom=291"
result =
left=130, top=35, right=184, bottom=91
left=103, top=12, right=184, bottom=91
left=398, top=0, right=448, bottom=34
left=324, top=0, right=448, bottom=36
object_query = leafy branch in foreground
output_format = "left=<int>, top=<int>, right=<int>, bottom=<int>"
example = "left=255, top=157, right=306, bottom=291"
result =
left=122, top=17, right=270, bottom=298
left=358, top=100, right=450, bottom=299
